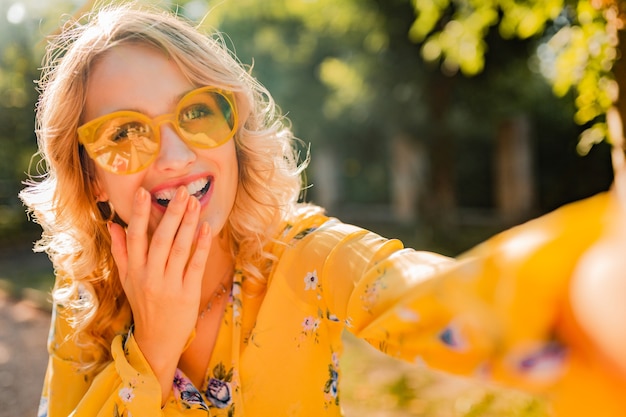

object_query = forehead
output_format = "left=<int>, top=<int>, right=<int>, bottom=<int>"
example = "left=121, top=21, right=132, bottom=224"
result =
left=83, top=43, right=194, bottom=120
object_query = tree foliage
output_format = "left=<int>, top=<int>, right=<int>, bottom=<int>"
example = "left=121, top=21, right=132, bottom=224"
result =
left=0, top=0, right=614, bottom=245
left=410, top=0, right=624, bottom=153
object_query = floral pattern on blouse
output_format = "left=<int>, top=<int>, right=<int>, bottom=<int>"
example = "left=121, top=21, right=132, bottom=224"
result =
left=438, top=321, right=468, bottom=352
left=205, top=363, right=236, bottom=412
left=508, top=341, right=567, bottom=384
left=323, top=351, right=340, bottom=409
left=360, top=274, right=387, bottom=314
left=304, top=270, right=319, bottom=291
left=37, top=397, right=48, bottom=417
left=173, top=370, right=208, bottom=411
left=281, top=223, right=319, bottom=242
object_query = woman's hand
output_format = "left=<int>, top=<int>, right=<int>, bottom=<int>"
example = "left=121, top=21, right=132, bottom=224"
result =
left=108, top=186, right=212, bottom=403
left=570, top=217, right=626, bottom=384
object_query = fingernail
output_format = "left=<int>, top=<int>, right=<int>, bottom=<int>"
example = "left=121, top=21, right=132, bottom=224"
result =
left=200, top=221, right=210, bottom=237
left=188, top=196, right=199, bottom=211
left=176, top=186, right=188, bottom=202
left=135, top=188, right=147, bottom=203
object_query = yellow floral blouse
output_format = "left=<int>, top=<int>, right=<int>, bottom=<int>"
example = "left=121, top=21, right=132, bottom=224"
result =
left=39, top=195, right=625, bottom=417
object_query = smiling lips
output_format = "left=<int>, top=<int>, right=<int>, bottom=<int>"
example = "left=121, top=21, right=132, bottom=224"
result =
left=152, top=177, right=212, bottom=207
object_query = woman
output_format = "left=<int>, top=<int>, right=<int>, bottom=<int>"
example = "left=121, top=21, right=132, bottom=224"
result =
left=22, top=3, right=450, bottom=415
left=21, top=2, right=625, bottom=416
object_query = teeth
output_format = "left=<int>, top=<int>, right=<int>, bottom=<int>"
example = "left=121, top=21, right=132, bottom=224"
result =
left=187, top=178, right=208, bottom=195
left=153, top=177, right=209, bottom=202
left=153, top=188, right=176, bottom=202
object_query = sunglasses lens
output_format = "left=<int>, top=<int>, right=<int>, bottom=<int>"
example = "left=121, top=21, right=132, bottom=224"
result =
left=87, top=116, right=158, bottom=174
left=178, top=90, right=236, bottom=148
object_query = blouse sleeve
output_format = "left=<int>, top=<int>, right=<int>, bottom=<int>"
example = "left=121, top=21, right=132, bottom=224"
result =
left=279, top=200, right=603, bottom=395
left=339, top=195, right=607, bottom=393
left=40, top=290, right=163, bottom=416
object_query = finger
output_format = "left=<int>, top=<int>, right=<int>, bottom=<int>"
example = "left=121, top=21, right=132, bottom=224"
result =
left=108, top=221, right=129, bottom=281
left=165, top=196, right=201, bottom=276
left=147, top=186, right=190, bottom=271
left=125, top=188, right=151, bottom=270
left=184, top=221, right=212, bottom=290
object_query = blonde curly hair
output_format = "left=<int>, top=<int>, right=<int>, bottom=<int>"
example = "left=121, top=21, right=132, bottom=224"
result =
left=20, top=2, right=310, bottom=371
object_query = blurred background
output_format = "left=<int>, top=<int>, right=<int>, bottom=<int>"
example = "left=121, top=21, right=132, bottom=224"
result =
left=0, top=0, right=619, bottom=416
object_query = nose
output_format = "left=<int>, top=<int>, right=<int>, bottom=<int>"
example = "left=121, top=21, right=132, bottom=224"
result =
left=153, top=123, right=196, bottom=172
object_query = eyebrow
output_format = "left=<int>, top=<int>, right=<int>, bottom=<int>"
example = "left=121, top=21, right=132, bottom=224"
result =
left=112, top=89, right=197, bottom=117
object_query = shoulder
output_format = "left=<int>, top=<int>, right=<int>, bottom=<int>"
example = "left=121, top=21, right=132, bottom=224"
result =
left=273, top=203, right=383, bottom=250
left=281, top=204, right=328, bottom=238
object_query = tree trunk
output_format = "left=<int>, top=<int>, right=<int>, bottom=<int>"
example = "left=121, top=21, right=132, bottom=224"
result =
left=427, top=73, right=457, bottom=229
left=494, top=115, right=535, bottom=224
left=310, top=146, right=339, bottom=212
left=611, top=28, right=626, bottom=151
left=390, top=133, right=428, bottom=223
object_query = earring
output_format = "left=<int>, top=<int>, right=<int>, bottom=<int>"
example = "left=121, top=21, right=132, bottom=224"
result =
left=96, top=200, right=116, bottom=223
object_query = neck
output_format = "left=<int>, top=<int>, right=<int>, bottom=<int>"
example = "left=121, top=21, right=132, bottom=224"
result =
left=201, top=232, right=235, bottom=299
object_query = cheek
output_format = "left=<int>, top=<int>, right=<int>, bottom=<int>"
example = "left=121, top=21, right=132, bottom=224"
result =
left=107, top=187, right=136, bottom=225
left=224, top=147, right=240, bottom=207
left=204, top=144, right=239, bottom=229
left=211, top=141, right=239, bottom=199
left=96, top=170, right=144, bottom=224
left=227, top=150, right=239, bottom=194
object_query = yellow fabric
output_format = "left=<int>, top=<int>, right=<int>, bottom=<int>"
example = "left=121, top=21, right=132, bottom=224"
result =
left=38, top=196, right=625, bottom=416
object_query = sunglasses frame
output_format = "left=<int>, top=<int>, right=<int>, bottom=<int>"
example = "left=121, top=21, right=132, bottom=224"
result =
left=77, top=86, right=238, bottom=175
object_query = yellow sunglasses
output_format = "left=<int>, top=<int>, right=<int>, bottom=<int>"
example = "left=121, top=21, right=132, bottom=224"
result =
left=77, top=86, right=238, bottom=175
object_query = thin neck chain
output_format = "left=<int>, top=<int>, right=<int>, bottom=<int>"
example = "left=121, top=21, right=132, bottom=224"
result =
left=198, top=274, right=231, bottom=319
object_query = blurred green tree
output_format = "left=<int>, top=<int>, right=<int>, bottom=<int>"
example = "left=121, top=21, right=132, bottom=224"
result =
left=0, top=0, right=614, bottom=253
left=0, top=0, right=40, bottom=239
left=0, top=0, right=92, bottom=241
left=410, top=0, right=625, bottom=154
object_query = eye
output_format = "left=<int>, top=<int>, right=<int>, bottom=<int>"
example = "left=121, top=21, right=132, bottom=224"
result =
left=180, top=104, right=213, bottom=122
left=111, top=122, right=149, bottom=142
